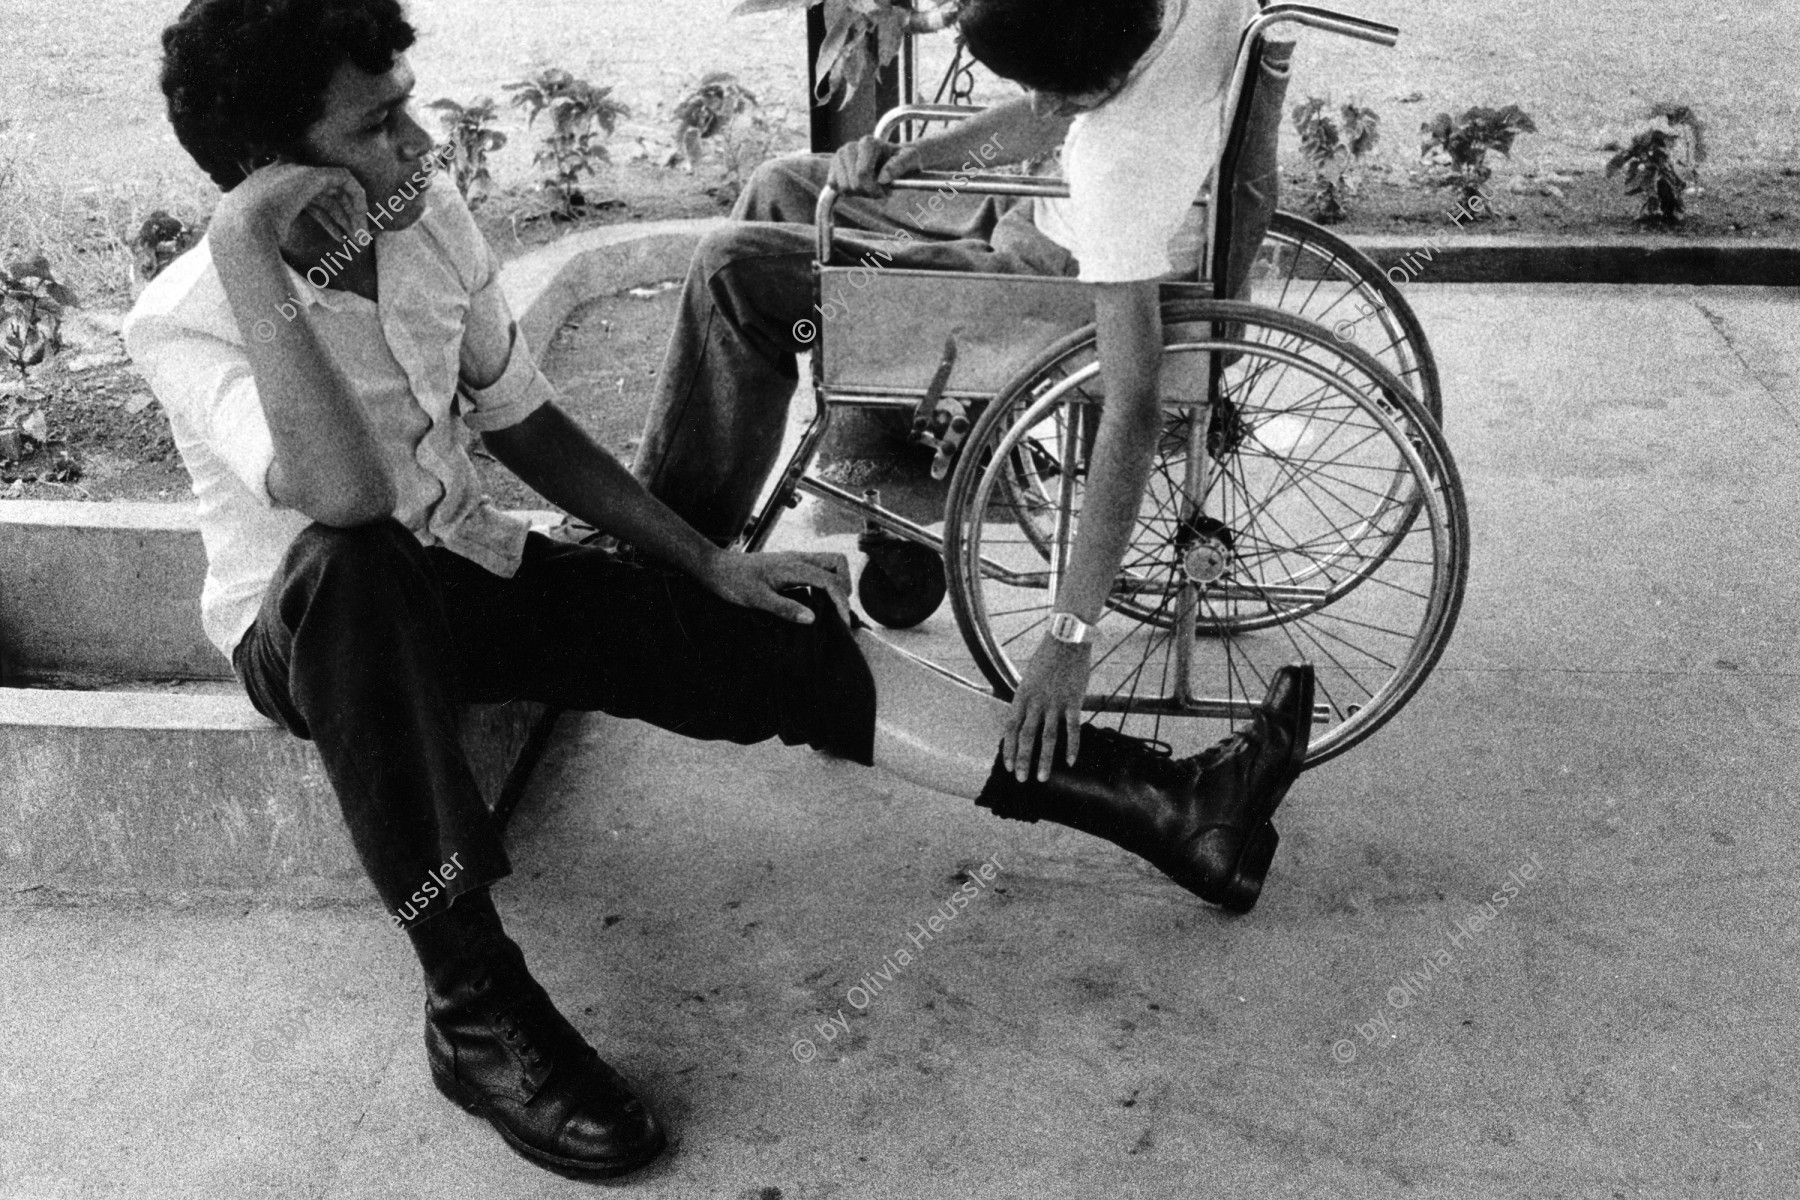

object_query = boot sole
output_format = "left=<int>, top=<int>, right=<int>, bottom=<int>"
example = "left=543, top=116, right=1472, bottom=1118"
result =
left=431, top=1062, right=668, bottom=1181
left=1190, top=667, right=1315, bottom=913
left=1213, top=823, right=1280, bottom=913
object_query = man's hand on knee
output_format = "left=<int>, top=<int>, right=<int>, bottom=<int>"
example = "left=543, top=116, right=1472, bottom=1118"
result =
left=696, top=549, right=853, bottom=627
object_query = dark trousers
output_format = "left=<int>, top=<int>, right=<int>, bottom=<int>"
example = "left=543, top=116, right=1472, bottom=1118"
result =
left=233, top=520, right=875, bottom=927
left=631, top=153, right=1077, bottom=545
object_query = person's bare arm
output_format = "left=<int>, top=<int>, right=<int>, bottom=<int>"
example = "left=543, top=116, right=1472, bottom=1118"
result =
left=901, top=95, right=1071, bottom=172
left=462, top=289, right=852, bottom=627
left=831, top=95, right=1071, bottom=195
left=481, top=403, right=850, bottom=626
left=1003, top=280, right=1164, bottom=780
left=208, top=163, right=395, bottom=525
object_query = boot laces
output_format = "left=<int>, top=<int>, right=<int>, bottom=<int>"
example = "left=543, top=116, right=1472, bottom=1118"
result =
left=1184, top=725, right=1257, bottom=771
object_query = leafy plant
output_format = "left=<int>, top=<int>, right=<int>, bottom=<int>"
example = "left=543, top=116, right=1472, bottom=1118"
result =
left=129, top=210, right=201, bottom=285
left=0, top=255, right=76, bottom=377
left=1420, top=104, right=1537, bottom=214
left=733, top=0, right=954, bottom=106
left=1291, top=96, right=1380, bottom=225
left=1603, top=102, right=1706, bottom=225
left=669, top=73, right=759, bottom=171
left=1605, top=129, right=1685, bottom=222
left=1648, top=101, right=1708, bottom=174
left=503, top=69, right=630, bottom=218
left=427, top=96, right=508, bottom=205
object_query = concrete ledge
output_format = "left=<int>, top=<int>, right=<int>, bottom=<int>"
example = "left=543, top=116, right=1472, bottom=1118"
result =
left=501, top=218, right=727, bottom=366
left=0, top=502, right=562, bottom=894
left=0, top=500, right=218, bottom=681
left=0, top=686, right=555, bottom=895
left=1345, top=233, right=1800, bottom=286
left=0, top=500, right=561, bottom=683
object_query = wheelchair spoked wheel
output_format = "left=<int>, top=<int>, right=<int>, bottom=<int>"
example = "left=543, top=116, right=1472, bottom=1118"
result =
left=941, top=301, right=1469, bottom=767
left=1252, top=211, right=1443, bottom=426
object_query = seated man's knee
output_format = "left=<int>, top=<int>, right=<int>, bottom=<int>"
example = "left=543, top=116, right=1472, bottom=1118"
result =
left=735, top=152, right=832, bottom=222
left=696, top=224, right=757, bottom=277
left=694, top=220, right=811, bottom=283
left=288, top=517, right=423, bottom=582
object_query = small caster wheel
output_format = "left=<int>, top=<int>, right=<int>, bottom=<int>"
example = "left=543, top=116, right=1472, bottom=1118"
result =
left=856, top=535, right=947, bottom=629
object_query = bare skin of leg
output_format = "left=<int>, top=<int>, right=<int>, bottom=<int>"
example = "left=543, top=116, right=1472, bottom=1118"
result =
left=857, top=629, right=1010, bottom=798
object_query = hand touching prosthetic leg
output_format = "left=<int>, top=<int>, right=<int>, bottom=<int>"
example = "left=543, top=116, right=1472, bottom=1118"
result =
left=858, top=630, right=1314, bottom=913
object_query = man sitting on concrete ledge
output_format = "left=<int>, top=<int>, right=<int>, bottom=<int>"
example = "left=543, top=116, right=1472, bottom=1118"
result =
left=124, top=0, right=1312, bottom=1182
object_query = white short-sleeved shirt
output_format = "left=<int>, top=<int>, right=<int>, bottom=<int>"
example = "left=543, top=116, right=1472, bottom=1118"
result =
left=123, top=183, right=553, bottom=661
left=1035, top=0, right=1258, bottom=282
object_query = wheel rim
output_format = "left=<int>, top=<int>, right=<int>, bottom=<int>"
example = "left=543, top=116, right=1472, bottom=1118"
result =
left=945, top=303, right=1468, bottom=766
left=1253, top=213, right=1443, bottom=424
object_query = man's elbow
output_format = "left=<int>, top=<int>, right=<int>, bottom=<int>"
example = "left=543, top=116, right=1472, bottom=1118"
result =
left=278, top=473, right=398, bottom=528
left=312, top=491, right=397, bottom=527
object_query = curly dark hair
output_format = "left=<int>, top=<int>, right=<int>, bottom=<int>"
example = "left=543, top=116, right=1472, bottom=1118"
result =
left=160, top=0, right=417, bottom=191
left=957, top=0, right=1162, bottom=97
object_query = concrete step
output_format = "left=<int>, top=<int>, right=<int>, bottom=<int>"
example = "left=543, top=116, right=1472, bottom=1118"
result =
left=0, top=502, right=559, bottom=897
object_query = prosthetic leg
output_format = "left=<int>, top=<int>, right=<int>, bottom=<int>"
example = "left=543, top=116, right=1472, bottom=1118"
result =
left=860, top=631, right=1313, bottom=913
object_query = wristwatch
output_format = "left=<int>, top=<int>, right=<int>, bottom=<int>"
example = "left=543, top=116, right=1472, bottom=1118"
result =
left=1047, top=611, right=1091, bottom=645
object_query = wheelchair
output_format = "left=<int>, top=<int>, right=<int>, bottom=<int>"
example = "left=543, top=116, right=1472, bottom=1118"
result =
left=742, top=2, right=1469, bottom=767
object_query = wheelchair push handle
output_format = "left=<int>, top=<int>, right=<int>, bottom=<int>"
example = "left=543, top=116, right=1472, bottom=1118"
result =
left=1255, top=3, right=1400, bottom=48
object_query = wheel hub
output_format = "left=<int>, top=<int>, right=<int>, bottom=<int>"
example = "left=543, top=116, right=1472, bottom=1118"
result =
left=1182, top=538, right=1231, bottom=584
left=1176, top=515, right=1236, bottom=584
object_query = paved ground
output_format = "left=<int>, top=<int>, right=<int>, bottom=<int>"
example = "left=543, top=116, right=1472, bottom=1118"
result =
left=4, top=282, right=1800, bottom=1198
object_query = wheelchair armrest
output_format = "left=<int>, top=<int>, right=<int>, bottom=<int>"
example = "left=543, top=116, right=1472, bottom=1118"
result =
left=886, top=173, right=1070, bottom=199
left=873, top=104, right=985, bottom=142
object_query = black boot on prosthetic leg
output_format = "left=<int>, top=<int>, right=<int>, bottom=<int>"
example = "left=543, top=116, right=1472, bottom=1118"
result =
left=406, top=888, right=667, bottom=1180
left=976, top=663, right=1315, bottom=913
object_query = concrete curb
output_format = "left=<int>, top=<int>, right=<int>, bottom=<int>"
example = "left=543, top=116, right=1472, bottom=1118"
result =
left=0, top=689, right=551, bottom=900
left=0, top=501, right=565, bottom=895
left=500, top=217, right=728, bottom=364
left=1345, top=233, right=1800, bottom=287
left=498, top=222, right=1800, bottom=344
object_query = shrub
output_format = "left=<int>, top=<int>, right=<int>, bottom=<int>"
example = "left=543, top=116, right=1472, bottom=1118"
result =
left=1291, top=96, right=1380, bottom=225
left=1606, top=130, right=1688, bottom=223
left=669, top=72, right=759, bottom=171
left=1605, top=102, right=1706, bottom=225
left=1420, top=104, right=1537, bottom=215
left=427, top=97, right=508, bottom=205
left=0, top=255, right=76, bottom=377
left=129, top=210, right=202, bottom=286
left=503, top=68, right=630, bottom=218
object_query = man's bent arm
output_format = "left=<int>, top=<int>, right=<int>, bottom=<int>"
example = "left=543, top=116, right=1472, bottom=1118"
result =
left=211, top=202, right=395, bottom=525
left=480, top=402, right=724, bottom=580
left=905, top=95, right=1072, bottom=171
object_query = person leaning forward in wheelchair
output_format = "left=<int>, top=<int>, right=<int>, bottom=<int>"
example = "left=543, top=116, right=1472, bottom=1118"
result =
left=123, top=0, right=1312, bottom=1182
left=634, top=0, right=1305, bottom=790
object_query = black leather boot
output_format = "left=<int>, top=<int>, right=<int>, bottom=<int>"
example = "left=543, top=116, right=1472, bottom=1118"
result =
left=410, top=893, right=666, bottom=1179
left=976, top=663, right=1314, bottom=913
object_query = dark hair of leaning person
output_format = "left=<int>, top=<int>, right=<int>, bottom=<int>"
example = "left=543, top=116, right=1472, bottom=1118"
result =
left=957, top=0, right=1162, bottom=96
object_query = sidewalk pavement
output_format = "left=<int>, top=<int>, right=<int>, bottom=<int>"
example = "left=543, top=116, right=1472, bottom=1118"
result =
left=3, top=284, right=1798, bottom=1200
